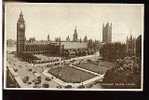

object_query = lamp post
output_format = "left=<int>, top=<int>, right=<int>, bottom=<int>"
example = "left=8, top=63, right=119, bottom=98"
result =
left=58, top=39, right=62, bottom=75
left=59, top=39, right=61, bottom=67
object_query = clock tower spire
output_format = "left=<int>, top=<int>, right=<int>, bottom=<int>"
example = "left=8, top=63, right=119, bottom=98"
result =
left=17, top=11, right=26, bottom=55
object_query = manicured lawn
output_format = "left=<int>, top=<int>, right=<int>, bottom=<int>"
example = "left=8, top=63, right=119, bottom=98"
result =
left=75, top=61, right=115, bottom=74
left=48, top=65, right=96, bottom=83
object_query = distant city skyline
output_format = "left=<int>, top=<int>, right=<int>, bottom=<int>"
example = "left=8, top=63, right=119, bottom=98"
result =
left=5, top=3, right=144, bottom=42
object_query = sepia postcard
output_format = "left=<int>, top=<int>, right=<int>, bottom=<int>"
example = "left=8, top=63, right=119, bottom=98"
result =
left=4, top=2, right=144, bottom=91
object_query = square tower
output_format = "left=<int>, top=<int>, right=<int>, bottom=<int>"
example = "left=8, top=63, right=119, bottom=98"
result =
left=16, top=11, right=26, bottom=55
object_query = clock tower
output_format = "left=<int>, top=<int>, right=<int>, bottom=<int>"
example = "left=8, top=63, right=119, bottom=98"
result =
left=17, top=11, right=26, bottom=55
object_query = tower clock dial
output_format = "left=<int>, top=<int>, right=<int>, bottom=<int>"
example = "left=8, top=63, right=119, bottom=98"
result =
left=19, top=24, right=25, bottom=29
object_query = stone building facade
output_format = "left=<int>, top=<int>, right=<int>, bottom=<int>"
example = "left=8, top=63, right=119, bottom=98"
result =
left=16, top=12, right=89, bottom=58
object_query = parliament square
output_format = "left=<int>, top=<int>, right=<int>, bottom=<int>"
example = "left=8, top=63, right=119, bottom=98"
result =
left=5, top=3, right=143, bottom=90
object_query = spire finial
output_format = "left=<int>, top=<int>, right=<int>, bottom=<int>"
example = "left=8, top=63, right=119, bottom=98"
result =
left=103, top=23, right=104, bottom=27
left=75, top=25, right=77, bottom=30
left=19, top=10, right=23, bottom=17
left=74, top=25, right=77, bottom=34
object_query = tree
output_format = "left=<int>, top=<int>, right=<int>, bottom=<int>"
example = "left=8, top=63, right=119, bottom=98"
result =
left=79, top=38, right=82, bottom=42
left=103, top=56, right=141, bottom=88
left=87, top=39, right=93, bottom=49
left=100, top=42, right=127, bottom=61
left=83, top=36, right=88, bottom=42
left=136, top=35, right=141, bottom=62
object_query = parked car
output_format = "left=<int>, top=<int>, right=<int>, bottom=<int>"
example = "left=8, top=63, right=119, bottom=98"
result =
left=22, top=76, right=29, bottom=83
left=78, top=85, right=85, bottom=88
left=45, top=77, right=51, bottom=81
left=56, top=85, right=62, bottom=88
left=64, top=85, right=72, bottom=88
left=42, top=83, right=49, bottom=88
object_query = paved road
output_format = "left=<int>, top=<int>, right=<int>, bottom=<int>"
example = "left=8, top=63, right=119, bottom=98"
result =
left=6, top=53, right=103, bottom=88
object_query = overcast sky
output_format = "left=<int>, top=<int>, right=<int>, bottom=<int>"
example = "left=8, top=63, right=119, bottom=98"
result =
left=5, top=3, right=144, bottom=42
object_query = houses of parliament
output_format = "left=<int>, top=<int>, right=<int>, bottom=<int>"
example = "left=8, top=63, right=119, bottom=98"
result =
left=16, top=11, right=113, bottom=58
left=16, top=11, right=89, bottom=57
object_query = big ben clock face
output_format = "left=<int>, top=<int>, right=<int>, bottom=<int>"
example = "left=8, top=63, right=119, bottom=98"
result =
left=19, top=24, right=24, bottom=29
